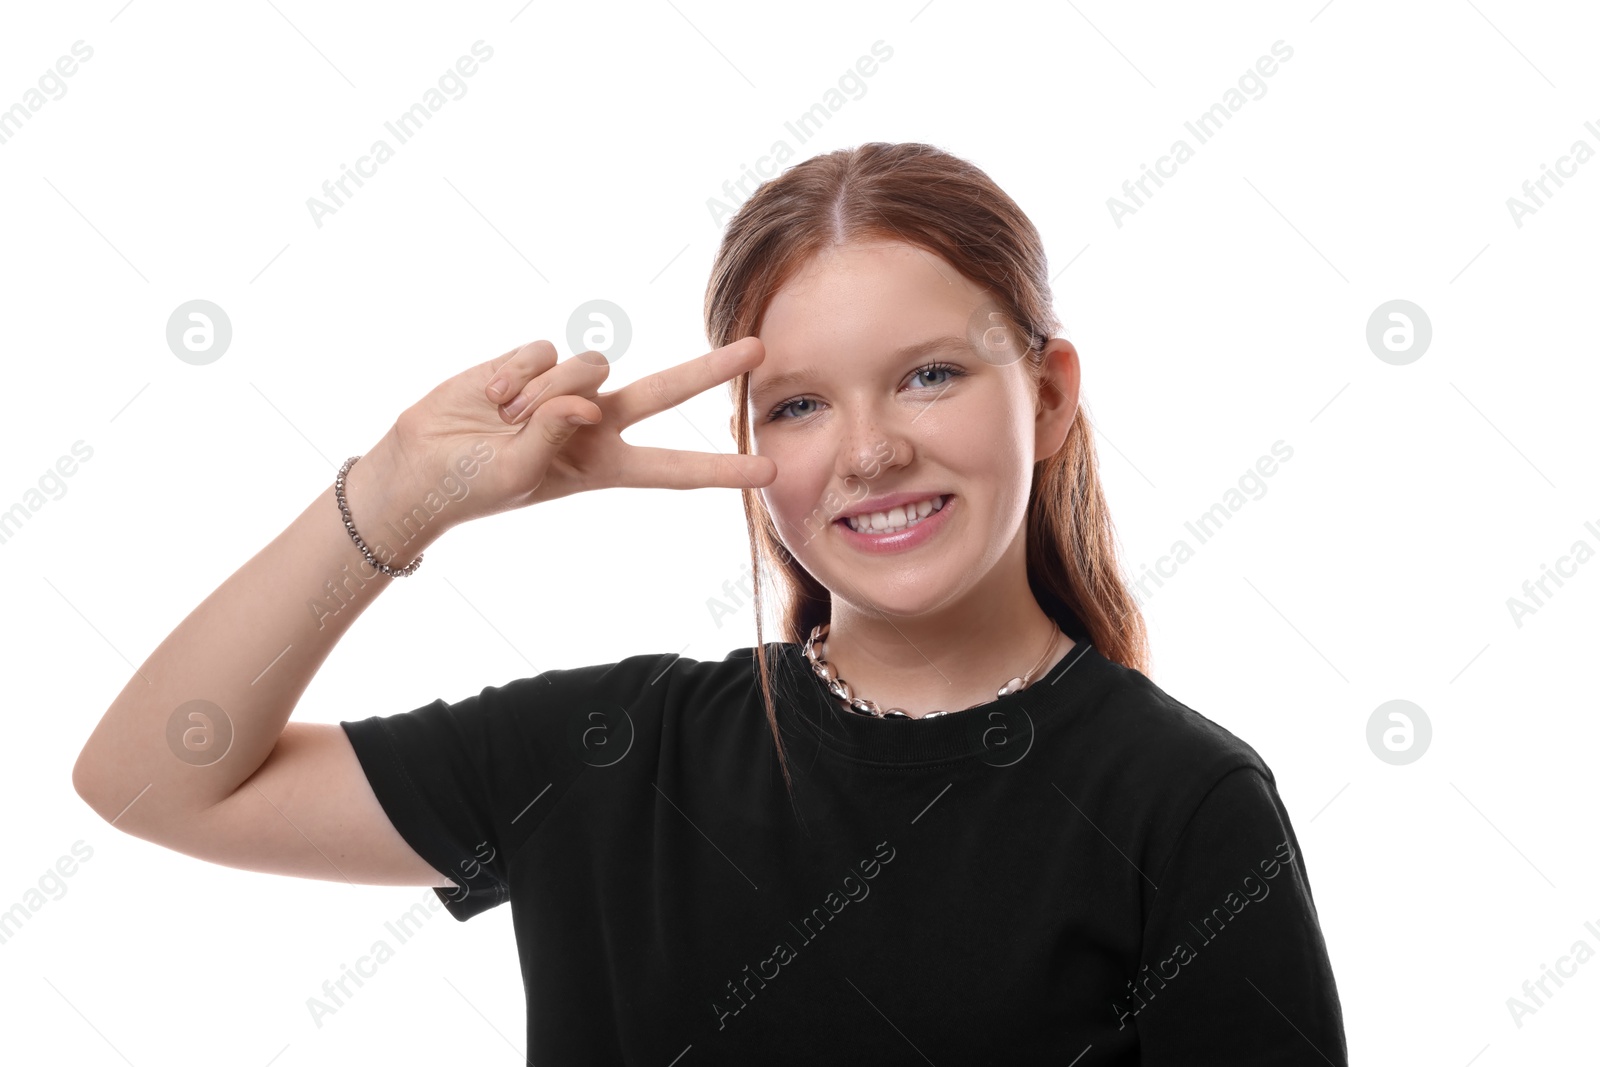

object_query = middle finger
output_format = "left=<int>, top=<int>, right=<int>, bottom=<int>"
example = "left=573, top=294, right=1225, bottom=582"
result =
left=603, top=337, right=764, bottom=429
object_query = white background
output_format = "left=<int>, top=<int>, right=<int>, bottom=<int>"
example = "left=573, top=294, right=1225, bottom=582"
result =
left=2, top=1, right=1596, bottom=1063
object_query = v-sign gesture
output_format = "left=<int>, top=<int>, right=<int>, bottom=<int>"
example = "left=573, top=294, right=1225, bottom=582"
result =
left=381, top=337, right=777, bottom=528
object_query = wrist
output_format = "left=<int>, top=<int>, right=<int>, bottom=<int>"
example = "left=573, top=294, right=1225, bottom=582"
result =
left=339, top=435, right=446, bottom=569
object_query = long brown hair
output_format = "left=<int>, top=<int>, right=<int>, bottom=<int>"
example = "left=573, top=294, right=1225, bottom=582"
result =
left=703, top=142, right=1150, bottom=798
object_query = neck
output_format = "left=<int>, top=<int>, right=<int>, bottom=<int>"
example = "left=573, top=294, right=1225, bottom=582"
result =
left=820, top=546, right=1071, bottom=718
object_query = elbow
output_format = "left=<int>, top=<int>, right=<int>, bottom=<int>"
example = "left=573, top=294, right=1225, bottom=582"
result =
left=71, top=747, right=114, bottom=824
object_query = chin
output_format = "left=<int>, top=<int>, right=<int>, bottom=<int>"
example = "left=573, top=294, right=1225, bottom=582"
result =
left=822, top=569, right=966, bottom=620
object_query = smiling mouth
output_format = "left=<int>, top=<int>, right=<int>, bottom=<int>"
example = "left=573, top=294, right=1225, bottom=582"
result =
left=837, top=494, right=949, bottom=534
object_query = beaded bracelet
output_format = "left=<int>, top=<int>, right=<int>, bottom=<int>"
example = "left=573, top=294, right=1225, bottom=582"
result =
left=335, top=455, right=424, bottom=577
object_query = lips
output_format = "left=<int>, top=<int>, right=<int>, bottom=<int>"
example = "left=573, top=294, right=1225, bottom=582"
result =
left=839, top=493, right=948, bottom=534
left=832, top=493, right=956, bottom=554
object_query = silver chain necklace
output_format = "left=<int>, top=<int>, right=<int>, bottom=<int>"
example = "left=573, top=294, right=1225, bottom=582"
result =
left=801, top=621, right=1063, bottom=720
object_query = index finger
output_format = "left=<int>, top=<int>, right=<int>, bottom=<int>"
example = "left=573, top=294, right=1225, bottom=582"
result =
left=608, top=445, right=777, bottom=493
left=603, top=336, right=764, bottom=429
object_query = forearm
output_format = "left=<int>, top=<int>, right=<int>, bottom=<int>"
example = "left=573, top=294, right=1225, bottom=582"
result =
left=72, top=429, right=443, bottom=829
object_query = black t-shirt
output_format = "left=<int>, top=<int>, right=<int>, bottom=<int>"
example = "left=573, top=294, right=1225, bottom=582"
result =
left=339, top=639, right=1347, bottom=1064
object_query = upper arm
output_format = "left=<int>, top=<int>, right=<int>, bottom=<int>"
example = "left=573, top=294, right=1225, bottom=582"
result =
left=160, top=721, right=456, bottom=889
left=1133, top=766, right=1347, bottom=1062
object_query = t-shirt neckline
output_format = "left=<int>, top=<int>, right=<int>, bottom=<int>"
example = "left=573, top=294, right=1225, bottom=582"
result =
left=775, top=635, right=1111, bottom=766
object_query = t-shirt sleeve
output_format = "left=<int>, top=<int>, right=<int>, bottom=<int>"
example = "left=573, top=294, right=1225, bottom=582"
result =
left=339, top=672, right=581, bottom=922
left=1132, top=764, right=1348, bottom=1065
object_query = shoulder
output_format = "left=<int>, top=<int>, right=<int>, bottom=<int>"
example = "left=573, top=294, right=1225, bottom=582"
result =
left=1072, top=648, right=1276, bottom=807
left=517, top=644, right=765, bottom=711
left=1055, top=651, right=1295, bottom=898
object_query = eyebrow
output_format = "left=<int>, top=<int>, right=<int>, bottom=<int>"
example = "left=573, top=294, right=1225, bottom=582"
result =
left=749, top=335, right=974, bottom=406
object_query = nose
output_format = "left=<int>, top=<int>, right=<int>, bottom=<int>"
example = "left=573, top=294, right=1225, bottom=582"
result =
left=833, top=401, right=912, bottom=488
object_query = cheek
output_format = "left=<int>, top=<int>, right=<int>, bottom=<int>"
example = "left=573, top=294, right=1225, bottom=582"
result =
left=959, top=386, right=1036, bottom=462
left=755, top=441, right=829, bottom=538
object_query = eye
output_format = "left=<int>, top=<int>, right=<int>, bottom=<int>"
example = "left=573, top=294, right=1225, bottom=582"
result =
left=907, top=361, right=965, bottom=390
left=763, top=361, right=969, bottom=422
left=766, top=395, right=818, bottom=421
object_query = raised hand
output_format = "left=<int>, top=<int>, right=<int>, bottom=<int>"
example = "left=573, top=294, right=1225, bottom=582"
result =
left=382, top=337, right=776, bottom=528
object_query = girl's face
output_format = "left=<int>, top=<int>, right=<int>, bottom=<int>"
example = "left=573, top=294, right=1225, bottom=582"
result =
left=749, top=239, right=1077, bottom=620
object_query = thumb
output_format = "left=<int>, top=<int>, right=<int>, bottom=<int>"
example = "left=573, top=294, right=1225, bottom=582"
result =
left=526, top=394, right=600, bottom=449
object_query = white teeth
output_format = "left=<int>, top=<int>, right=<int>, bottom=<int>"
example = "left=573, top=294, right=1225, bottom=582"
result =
left=846, top=495, right=947, bottom=534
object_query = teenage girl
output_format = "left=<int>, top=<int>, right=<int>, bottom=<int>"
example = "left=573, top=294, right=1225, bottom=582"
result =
left=75, top=142, right=1346, bottom=1064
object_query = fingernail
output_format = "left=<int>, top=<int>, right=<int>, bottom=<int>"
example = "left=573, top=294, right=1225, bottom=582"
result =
left=503, top=394, right=527, bottom=418
left=566, top=414, right=594, bottom=426
left=489, top=377, right=508, bottom=399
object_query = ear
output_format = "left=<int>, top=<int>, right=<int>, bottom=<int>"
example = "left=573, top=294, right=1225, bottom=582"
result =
left=1034, top=338, right=1080, bottom=463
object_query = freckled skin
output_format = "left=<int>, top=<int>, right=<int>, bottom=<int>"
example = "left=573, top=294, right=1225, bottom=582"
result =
left=747, top=239, right=1083, bottom=713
